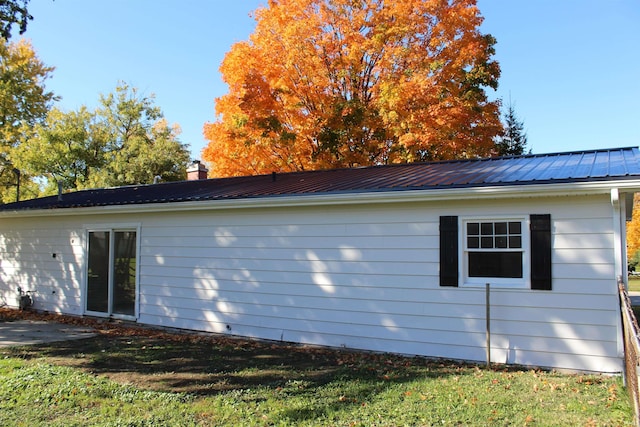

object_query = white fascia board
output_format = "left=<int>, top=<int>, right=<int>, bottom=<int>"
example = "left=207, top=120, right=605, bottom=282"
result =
left=2, top=179, right=640, bottom=219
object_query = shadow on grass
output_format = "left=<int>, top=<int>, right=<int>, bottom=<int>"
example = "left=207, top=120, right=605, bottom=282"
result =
left=2, top=309, right=631, bottom=426
left=0, top=331, right=465, bottom=400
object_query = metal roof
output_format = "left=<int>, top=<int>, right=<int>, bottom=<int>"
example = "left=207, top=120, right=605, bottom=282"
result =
left=2, top=146, right=640, bottom=212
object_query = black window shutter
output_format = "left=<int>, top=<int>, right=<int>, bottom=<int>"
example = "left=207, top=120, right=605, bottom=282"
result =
left=440, top=216, right=458, bottom=287
left=530, top=214, right=552, bottom=290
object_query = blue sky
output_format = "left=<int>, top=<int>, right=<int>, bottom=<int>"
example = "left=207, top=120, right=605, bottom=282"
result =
left=22, top=0, right=640, bottom=163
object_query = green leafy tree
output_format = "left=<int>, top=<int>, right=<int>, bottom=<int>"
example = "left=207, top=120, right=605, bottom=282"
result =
left=12, top=107, right=109, bottom=192
left=14, top=83, right=191, bottom=195
left=0, top=0, right=31, bottom=39
left=89, top=83, right=190, bottom=187
left=494, top=100, right=528, bottom=156
left=0, top=37, right=56, bottom=202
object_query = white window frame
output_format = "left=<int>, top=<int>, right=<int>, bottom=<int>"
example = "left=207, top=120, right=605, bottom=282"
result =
left=460, top=215, right=530, bottom=288
left=84, top=223, right=140, bottom=320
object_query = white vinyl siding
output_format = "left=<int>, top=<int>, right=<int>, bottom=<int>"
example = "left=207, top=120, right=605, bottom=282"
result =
left=0, top=193, right=624, bottom=372
left=0, top=222, right=85, bottom=315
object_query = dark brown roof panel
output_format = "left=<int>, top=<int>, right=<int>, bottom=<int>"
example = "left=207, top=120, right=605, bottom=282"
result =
left=2, top=147, right=639, bottom=212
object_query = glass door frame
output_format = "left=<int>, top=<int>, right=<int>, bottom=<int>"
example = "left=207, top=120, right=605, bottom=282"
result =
left=84, top=224, right=140, bottom=320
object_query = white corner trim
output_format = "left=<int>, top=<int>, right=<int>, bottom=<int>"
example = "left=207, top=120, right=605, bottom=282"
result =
left=610, top=187, right=627, bottom=361
left=611, top=188, right=624, bottom=278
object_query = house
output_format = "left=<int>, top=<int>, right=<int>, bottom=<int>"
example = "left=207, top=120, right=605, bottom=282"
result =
left=1, top=147, right=639, bottom=373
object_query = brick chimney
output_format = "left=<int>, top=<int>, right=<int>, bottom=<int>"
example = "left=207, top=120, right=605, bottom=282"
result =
left=187, top=160, right=209, bottom=180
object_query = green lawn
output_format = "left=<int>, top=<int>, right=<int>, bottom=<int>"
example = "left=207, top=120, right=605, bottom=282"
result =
left=629, top=276, right=640, bottom=292
left=0, top=311, right=634, bottom=426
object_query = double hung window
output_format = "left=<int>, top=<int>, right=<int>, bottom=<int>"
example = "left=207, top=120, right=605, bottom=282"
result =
left=465, top=220, right=523, bottom=280
left=439, top=214, right=551, bottom=290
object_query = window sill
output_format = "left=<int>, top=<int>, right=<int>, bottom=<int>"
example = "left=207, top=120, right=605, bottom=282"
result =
left=461, top=280, right=529, bottom=289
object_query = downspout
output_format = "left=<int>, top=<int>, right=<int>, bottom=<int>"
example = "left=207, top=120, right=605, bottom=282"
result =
left=612, top=188, right=625, bottom=284
left=612, top=188, right=626, bottom=365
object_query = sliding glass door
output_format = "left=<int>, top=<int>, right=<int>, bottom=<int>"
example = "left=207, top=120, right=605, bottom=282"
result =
left=112, top=231, right=137, bottom=315
left=87, top=231, right=110, bottom=313
left=86, top=230, right=137, bottom=317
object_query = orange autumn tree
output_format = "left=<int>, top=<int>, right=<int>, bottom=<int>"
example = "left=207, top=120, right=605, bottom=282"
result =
left=627, top=194, right=640, bottom=268
left=203, top=0, right=502, bottom=177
